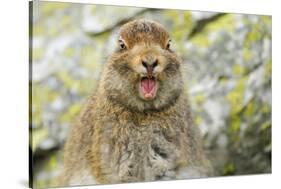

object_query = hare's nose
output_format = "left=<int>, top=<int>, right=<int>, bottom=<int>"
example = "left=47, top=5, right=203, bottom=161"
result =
left=142, top=57, right=158, bottom=76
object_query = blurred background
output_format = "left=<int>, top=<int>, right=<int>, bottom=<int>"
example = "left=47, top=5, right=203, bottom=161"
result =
left=30, top=1, right=272, bottom=188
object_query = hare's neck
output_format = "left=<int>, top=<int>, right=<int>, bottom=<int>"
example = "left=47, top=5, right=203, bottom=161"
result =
left=96, top=93, right=187, bottom=119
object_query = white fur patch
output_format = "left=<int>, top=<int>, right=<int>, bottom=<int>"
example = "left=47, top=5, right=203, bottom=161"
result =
left=69, top=168, right=96, bottom=186
left=176, top=166, right=207, bottom=179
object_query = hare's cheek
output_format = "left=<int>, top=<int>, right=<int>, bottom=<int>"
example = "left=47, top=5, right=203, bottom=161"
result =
left=164, top=63, right=180, bottom=77
left=127, top=72, right=140, bottom=84
left=157, top=72, right=166, bottom=82
left=112, top=62, right=132, bottom=76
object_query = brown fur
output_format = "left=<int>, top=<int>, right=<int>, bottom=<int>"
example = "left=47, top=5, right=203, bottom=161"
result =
left=60, top=19, right=212, bottom=186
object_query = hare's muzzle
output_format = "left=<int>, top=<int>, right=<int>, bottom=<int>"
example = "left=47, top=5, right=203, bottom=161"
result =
left=139, top=76, right=158, bottom=100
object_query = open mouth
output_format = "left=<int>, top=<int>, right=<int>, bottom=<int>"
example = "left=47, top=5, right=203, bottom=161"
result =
left=139, top=76, right=158, bottom=100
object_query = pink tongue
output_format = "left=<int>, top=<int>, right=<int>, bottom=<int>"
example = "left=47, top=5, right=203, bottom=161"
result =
left=141, top=78, right=156, bottom=94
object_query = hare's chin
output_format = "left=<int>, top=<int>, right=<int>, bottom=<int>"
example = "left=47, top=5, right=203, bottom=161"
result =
left=139, top=76, right=158, bottom=101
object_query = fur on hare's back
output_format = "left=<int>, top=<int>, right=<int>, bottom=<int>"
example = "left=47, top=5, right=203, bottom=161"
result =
left=60, top=19, right=212, bottom=186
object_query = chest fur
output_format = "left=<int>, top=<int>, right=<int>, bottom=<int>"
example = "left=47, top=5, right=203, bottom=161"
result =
left=90, top=114, right=188, bottom=183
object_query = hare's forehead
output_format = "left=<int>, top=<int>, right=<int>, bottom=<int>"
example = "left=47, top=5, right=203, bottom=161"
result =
left=119, top=31, right=169, bottom=48
left=120, top=27, right=169, bottom=39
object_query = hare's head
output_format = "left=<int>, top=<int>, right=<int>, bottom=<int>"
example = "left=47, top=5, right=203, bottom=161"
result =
left=100, top=20, right=183, bottom=112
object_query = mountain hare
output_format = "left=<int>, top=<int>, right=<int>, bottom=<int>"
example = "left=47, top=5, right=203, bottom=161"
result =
left=60, top=19, right=212, bottom=186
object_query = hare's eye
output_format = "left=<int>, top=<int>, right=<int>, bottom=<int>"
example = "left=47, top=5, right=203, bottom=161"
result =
left=166, top=39, right=171, bottom=50
left=119, top=40, right=126, bottom=50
